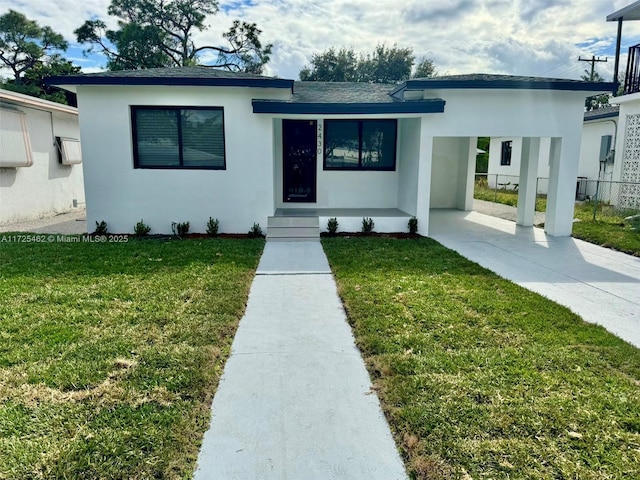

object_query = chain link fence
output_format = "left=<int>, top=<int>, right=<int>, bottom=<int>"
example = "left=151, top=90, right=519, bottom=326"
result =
left=475, top=174, right=640, bottom=220
left=586, top=179, right=640, bottom=221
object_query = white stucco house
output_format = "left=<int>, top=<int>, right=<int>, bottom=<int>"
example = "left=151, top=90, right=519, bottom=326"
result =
left=48, top=68, right=611, bottom=238
left=0, top=89, right=85, bottom=225
left=486, top=106, right=619, bottom=200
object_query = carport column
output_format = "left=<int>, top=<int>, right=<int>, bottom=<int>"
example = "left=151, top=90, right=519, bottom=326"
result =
left=456, top=137, right=477, bottom=211
left=545, top=137, right=579, bottom=236
left=415, top=127, right=433, bottom=236
left=516, top=137, right=540, bottom=226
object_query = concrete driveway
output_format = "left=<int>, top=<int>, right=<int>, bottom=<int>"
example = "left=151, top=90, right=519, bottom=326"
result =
left=429, top=209, right=640, bottom=348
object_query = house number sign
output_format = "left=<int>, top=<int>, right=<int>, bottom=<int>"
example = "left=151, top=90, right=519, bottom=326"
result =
left=317, top=122, right=323, bottom=156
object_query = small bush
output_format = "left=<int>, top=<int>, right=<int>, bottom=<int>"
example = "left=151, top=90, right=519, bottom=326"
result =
left=94, top=220, right=108, bottom=235
left=408, top=217, right=418, bottom=234
left=134, top=220, right=151, bottom=238
left=327, top=217, right=339, bottom=236
left=248, top=222, right=264, bottom=238
left=206, top=217, right=220, bottom=237
left=172, top=221, right=190, bottom=237
left=362, top=217, right=374, bottom=235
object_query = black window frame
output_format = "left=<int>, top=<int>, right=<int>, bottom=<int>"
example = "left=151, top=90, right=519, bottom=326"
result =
left=500, top=140, right=512, bottom=166
left=323, top=119, right=397, bottom=171
left=131, top=105, right=226, bottom=170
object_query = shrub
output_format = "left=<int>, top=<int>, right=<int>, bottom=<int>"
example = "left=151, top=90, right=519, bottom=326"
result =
left=94, top=220, right=108, bottom=235
left=327, top=217, right=339, bottom=236
left=408, top=216, right=418, bottom=234
left=248, top=222, right=264, bottom=238
left=134, top=220, right=151, bottom=238
left=172, top=221, right=190, bottom=237
left=362, top=217, right=374, bottom=235
left=206, top=217, right=220, bottom=237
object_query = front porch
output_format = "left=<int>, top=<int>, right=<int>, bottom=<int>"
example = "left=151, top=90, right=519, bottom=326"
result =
left=267, top=208, right=413, bottom=241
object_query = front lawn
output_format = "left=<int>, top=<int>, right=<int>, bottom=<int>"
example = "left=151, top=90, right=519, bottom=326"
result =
left=0, top=236, right=263, bottom=479
left=572, top=203, right=640, bottom=256
left=323, top=237, right=640, bottom=480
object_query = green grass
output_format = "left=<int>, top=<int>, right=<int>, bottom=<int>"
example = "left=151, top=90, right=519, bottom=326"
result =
left=573, top=203, right=640, bottom=257
left=473, top=182, right=547, bottom=212
left=322, top=237, right=640, bottom=480
left=0, top=235, right=263, bottom=479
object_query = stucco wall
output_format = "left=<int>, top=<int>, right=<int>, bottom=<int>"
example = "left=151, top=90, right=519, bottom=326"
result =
left=430, top=137, right=467, bottom=208
left=0, top=106, right=84, bottom=225
left=77, top=85, right=289, bottom=234
left=396, top=118, right=421, bottom=216
left=274, top=116, right=401, bottom=210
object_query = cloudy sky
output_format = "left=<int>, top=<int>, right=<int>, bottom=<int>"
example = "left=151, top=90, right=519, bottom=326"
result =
left=4, top=0, right=640, bottom=81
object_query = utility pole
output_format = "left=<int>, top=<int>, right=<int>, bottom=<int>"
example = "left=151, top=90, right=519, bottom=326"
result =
left=578, top=55, right=608, bottom=81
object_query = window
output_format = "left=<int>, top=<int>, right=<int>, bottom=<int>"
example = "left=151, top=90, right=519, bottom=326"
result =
left=500, top=140, right=512, bottom=166
left=131, top=106, right=225, bottom=169
left=56, top=137, right=82, bottom=165
left=324, top=119, right=396, bottom=170
left=0, top=108, right=33, bottom=168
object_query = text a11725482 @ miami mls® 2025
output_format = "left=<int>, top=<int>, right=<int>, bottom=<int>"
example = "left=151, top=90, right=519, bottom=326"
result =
left=0, top=234, right=129, bottom=243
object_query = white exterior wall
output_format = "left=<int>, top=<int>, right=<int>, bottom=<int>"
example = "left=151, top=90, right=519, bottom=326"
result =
left=273, top=116, right=404, bottom=210
left=77, top=85, right=289, bottom=234
left=0, top=105, right=84, bottom=225
left=396, top=118, right=421, bottom=216
left=420, top=88, right=586, bottom=235
left=487, top=137, right=551, bottom=190
left=487, top=118, right=616, bottom=195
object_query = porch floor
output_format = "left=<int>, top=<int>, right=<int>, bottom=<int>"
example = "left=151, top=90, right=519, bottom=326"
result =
left=275, top=207, right=411, bottom=217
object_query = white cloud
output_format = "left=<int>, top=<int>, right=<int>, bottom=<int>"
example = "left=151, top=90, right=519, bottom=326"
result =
left=3, top=0, right=640, bottom=81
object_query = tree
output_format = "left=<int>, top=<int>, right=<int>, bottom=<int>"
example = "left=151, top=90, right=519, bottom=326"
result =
left=412, top=57, right=437, bottom=78
left=299, top=47, right=359, bottom=82
left=75, top=0, right=272, bottom=73
left=0, top=10, right=68, bottom=84
left=2, top=55, right=81, bottom=105
left=581, top=69, right=610, bottom=111
left=299, top=44, right=436, bottom=83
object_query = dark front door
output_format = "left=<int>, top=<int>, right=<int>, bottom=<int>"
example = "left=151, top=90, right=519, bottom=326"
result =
left=283, top=120, right=317, bottom=203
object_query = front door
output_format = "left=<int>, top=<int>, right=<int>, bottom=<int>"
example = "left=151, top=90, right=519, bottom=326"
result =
left=283, top=120, right=317, bottom=203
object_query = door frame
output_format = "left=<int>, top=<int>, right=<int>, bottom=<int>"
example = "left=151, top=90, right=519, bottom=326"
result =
left=282, top=119, right=317, bottom=203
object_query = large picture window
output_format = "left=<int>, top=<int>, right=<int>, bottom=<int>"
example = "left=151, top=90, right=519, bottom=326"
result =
left=324, top=119, right=397, bottom=170
left=132, top=106, right=225, bottom=169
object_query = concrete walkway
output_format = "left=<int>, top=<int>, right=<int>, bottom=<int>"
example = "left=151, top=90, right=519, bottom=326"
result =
left=193, top=242, right=407, bottom=479
left=0, top=209, right=87, bottom=234
left=430, top=209, right=640, bottom=348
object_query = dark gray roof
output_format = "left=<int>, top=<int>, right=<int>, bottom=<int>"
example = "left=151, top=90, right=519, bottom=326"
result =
left=584, top=105, right=619, bottom=121
left=47, top=66, right=293, bottom=89
left=391, top=73, right=615, bottom=95
left=292, top=82, right=397, bottom=103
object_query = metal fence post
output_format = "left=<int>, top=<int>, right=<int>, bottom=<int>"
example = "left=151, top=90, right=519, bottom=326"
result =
left=593, top=180, right=600, bottom=221
left=494, top=174, right=498, bottom=203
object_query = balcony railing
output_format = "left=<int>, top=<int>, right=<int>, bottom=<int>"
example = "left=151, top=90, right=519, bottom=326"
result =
left=624, top=43, right=640, bottom=95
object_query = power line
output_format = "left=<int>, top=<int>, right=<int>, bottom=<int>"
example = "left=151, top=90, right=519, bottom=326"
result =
left=578, top=55, right=608, bottom=80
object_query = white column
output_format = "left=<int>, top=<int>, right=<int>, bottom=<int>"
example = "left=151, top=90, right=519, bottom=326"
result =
left=456, top=137, right=477, bottom=211
left=415, top=122, right=433, bottom=236
left=545, top=136, right=580, bottom=236
left=516, top=137, right=540, bottom=226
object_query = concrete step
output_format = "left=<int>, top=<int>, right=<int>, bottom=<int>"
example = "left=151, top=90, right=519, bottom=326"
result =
left=266, top=236, right=321, bottom=242
left=267, top=226, right=320, bottom=238
left=267, top=216, right=319, bottom=228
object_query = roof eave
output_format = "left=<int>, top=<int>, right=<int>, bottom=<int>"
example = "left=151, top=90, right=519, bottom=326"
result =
left=251, top=99, right=446, bottom=115
left=45, top=75, right=294, bottom=90
left=403, top=79, right=615, bottom=93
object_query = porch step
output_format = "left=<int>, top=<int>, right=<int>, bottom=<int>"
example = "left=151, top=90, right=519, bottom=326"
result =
left=266, top=216, right=320, bottom=242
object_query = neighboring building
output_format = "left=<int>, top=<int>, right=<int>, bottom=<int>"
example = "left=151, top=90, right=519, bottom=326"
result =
left=486, top=106, right=619, bottom=199
left=0, top=89, right=85, bottom=225
left=48, top=69, right=611, bottom=237
left=607, top=1, right=640, bottom=209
